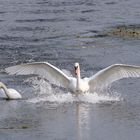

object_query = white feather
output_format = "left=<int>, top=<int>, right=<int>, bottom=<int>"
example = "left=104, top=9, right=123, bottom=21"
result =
left=5, top=63, right=140, bottom=93
left=5, top=62, right=71, bottom=88
left=88, top=64, right=140, bottom=91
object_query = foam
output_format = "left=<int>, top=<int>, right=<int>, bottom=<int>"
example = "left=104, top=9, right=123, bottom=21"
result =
left=28, top=92, right=121, bottom=104
left=26, top=77, right=122, bottom=104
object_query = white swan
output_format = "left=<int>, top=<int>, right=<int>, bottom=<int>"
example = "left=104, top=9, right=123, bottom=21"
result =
left=0, top=82, right=22, bottom=99
left=5, top=62, right=140, bottom=93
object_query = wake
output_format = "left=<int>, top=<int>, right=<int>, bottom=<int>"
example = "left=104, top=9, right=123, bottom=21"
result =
left=28, top=92, right=121, bottom=104
left=26, top=77, right=122, bottom=104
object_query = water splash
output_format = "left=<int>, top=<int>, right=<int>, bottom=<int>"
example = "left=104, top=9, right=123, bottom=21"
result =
left=26, top=77, right=122, bottom=104
left=28, top=92, right=121, bottom=104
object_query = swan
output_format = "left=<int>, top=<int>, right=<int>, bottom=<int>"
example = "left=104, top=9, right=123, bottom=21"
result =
left=5, top=62, right=140, bottom=93
left=0, top=82, right=22, bottom=99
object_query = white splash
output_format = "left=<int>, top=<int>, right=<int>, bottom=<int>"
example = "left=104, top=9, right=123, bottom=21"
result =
left=26, top=77, right=122, bottom=104
left=28, top=92, right=121, bottom=104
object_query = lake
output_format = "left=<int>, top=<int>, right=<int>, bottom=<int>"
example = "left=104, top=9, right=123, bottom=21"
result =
left=0, top=0, right=140, bottom=140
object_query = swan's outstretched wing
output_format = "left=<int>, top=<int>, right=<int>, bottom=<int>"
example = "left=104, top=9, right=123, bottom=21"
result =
left=5, top=62, right=71, bottom=88
left=88, top=64, right=140, bottom=91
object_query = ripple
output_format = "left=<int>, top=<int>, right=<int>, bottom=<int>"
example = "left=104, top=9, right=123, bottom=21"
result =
left=45, top=1, right=85, bottom=7
left=0, top=116, right=39, bottom=130
left=0, top=20, right=4, bottom=22
left=0, top=11, right=7, bottom=14
left=81, top=9, right=100, bottom=13
left=10, top=26, right=45, bottom=32
left=15, top=18, right=65, bottom=23
left=0, top=35, right=46, bottom=43
left=105, top=2, right=117, bottom=5
left=26, top=9, right=66, bottom=14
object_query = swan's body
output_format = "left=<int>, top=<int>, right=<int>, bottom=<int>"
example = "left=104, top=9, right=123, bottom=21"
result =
left=5, top=62, right=140, bottom=93
left=0, top=82, right=22, bottom=99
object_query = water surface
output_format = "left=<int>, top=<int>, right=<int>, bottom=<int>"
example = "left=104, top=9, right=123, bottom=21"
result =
left=0, top=0, right=140, bottom=140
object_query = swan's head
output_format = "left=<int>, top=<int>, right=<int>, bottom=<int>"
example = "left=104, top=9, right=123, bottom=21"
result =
left=74, top=63, right=80, bottom=76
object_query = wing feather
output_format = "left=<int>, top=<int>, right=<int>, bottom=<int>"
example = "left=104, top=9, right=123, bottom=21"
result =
left=5, top=62, right=70, bottom=88
left=88, top=64, right=140, bottom=91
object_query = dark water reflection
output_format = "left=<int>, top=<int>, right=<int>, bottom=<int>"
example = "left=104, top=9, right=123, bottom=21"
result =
left=0, top=0, right=140, bottom=140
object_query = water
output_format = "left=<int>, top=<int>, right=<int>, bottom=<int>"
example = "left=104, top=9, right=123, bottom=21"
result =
left=0, top=0, right=140, bottom=139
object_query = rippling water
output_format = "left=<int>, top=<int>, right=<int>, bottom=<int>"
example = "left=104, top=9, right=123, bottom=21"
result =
left=0, top=0, right=140, bottom=140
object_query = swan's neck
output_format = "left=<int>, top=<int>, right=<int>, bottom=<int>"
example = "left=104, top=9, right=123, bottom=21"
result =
left=76, top=69, right=81, bottom=90
left=0, top=82, right=10, bottom=98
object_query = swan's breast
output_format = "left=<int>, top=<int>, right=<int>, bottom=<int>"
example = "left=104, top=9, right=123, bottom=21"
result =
left=68, top=78, right=89, bottom=93
left=79, top=79, right=89, bottom=92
